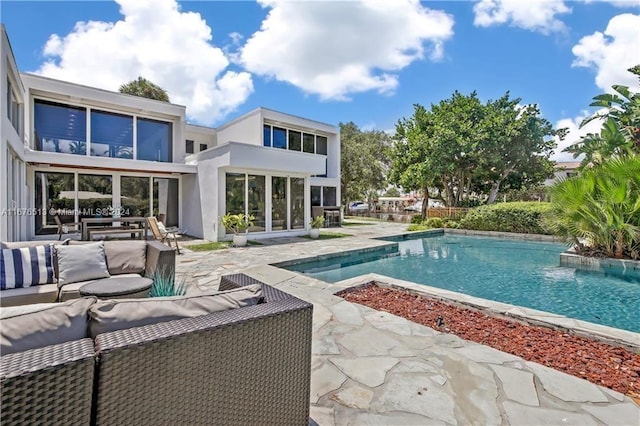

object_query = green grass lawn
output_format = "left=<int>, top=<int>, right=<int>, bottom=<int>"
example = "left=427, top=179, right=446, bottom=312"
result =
left=185, top=240, right=262, bottom=251
left=300, top=231, right=351, bottom=240
left=406, top=224, right=433, bottom=231
left=342, top=221, right=375, bottom=226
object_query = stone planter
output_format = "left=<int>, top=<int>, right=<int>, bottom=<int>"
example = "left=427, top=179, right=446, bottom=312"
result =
left=233, top=234, right=248, bottom=247
left=309, top=228, right=320, bottom=239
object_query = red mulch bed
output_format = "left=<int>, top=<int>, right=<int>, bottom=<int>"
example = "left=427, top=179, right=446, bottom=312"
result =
left=339, top=284, right=640, bottom=400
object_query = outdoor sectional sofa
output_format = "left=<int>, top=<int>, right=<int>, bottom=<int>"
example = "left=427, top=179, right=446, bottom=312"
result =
left=0, top=273, right=313, bottom=425
left=0, top=239, right=175, bottom=307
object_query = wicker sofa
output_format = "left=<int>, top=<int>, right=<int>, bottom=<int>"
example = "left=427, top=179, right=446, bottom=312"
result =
left=0, top=274, right=313, bottom=425
left=0, top=239, right=175, bottom=307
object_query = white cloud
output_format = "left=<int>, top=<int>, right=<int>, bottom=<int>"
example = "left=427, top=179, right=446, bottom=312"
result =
left=473, top=0, right=571, bottom=34
left=36, top=0, right=253, bottom=125
left=239, top=0, right=454, bottom=100
left=552, top=111, right=604, bottom=161
left=584, top=0, right=640, bottom=8
left=572, top=13, right=640, bottom=92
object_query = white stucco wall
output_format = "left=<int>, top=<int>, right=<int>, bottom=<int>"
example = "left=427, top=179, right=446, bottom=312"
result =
left=215, top=110, right=262, bottom=146
left=196, top=154, right=228, bottom=241
left=1, top=25, right=28, bottom=241
left=180, top=174, right=204, bottom=238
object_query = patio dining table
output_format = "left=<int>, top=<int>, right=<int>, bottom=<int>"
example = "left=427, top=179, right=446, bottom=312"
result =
left=81, top=216, right=148, bottom=241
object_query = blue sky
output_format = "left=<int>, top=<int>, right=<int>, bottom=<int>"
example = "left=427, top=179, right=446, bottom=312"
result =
left=2, top=0, right=639, bottom=160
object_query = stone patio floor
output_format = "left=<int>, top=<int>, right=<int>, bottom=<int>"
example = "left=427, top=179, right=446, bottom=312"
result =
left=176, top=221, right=640, bottom=425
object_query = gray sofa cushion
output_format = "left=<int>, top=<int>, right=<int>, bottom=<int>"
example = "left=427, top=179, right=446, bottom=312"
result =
left=59, top=273, right=142, bottom=302
left=0, top=297, right=96, bottom=355
left=89, top=284, right=263, bottom=338
left=104, top=240, right=146, bottom=275
left=0, top=283, right=59, bottom=307
left=56, top=241, right=110, bottom=287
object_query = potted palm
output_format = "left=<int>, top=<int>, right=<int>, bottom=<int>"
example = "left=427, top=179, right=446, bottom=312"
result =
left=220, top=213, right=255, bottom=247
left=309, top=215, right=324, bottom=239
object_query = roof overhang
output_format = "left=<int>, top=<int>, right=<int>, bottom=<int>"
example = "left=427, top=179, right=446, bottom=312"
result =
left=194, top=142, right=326, bottom=175
left=24, top=151, right=197, bottom=174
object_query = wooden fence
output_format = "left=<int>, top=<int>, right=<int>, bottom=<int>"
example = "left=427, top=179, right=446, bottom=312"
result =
left=349, top=207, right=469, bottom=222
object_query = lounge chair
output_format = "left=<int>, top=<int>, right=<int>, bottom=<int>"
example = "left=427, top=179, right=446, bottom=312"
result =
left=146, top=216, right=181, bottom=254
left=52, top=213, right=82, bottom=240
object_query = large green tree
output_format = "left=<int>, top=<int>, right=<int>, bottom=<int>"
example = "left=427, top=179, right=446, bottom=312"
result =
left=390, top=91, right=557, bottom=210
left=119, top=76, right=170, bottom=102
left=477, top=95, right=558, bottom=204
left=340, top=122, right=391, bottom=209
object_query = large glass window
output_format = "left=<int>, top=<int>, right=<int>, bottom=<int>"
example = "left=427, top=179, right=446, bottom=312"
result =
left=316, top=136, right=328, bottom=155
left=303, top=133, right=315, bottom=153
left=263, top=125, right=271, bottom=147
left=311, top=186, right=321, bottom=207
left=91, top=110, right=133, bottom=158
left=7, top=78, right=21, bottom=134
left=225, top=172, right=246, bottom=216
left=121, top=176, right=150, bottom=218
left=273, top=127, right=286, bottom=149
left=248, top=175, right=266, bottom=232
left=78, top=174, right=113, bottom=220
left=138, top=118, right=172, bottom=162
left=288, top=130, right=301, bottom=151
left=153, top=178, right=179, bottom=227
left=272, top=177, right=288, bottom=230
left=323, top=187, right=337, bottom=206
left=34, top=172, right=75, bottom=235
left=263, top=122, right=330, bottom=156
left=291, top=177, right=305, bottom=229
left=34, top=100, right=87, bottom=155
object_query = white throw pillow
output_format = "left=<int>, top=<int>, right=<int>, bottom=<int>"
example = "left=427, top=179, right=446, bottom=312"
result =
left=56, top=241, right=110, bottom=286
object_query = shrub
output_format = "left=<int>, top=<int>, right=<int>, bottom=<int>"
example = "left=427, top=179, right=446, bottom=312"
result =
left=410, top=215, right=423, bottom=224
left=443, top=219, right=459, bottom=229
left=424, top=217, right=444, bottom=228
left=458, top=202, right=554, bottom=235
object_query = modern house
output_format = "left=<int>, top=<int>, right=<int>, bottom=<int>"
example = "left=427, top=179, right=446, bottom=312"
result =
left=0, top=25, right=340, bottom=242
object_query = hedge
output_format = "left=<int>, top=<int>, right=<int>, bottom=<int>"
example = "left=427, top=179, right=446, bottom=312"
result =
left=457, top=202, right=554, bottom=235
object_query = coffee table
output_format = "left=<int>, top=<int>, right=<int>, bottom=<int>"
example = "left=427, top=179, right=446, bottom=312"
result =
left=79, top=276, right=153, bottom=299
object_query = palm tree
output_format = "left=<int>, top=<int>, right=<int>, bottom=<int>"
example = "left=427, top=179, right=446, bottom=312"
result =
left=549, top=156, right=640, bottom=258
left=564, top=65, right=640, bottom=165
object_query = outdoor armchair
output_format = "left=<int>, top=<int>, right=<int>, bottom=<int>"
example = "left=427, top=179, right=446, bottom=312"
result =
left=146, top=216, right=181, bottom=254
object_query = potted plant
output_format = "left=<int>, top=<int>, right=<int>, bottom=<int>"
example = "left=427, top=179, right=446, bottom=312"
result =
left=220, top=213, right=255, bottom=247
left=309, top=215, right=324, bottom=239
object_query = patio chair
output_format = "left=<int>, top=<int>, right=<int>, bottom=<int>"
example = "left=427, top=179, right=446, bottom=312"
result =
left=52, top=213, right=82, bottom=240
left=146, top=216, right=181, bottom=254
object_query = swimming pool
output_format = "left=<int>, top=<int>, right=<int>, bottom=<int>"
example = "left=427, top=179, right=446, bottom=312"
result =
left=286, top=234, right=640, bottom=333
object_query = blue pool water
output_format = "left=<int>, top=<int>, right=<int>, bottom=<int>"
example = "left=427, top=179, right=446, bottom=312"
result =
left=286, top=235, right=640, bottom=333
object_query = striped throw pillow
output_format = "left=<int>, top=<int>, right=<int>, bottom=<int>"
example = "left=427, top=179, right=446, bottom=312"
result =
left=0, top=245, right=55, bottom=289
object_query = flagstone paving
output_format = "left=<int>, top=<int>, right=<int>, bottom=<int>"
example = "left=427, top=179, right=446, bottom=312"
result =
left=176, top=222, right=640, bottom=425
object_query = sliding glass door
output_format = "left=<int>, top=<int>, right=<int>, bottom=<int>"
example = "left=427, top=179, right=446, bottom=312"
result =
left=34, top=171, right=179, bottom=235
left=272, top=176, right=288, bottom=231
left=226, top=172, right=306, bottom=233
left=247, top=175, right=265, bottom=232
